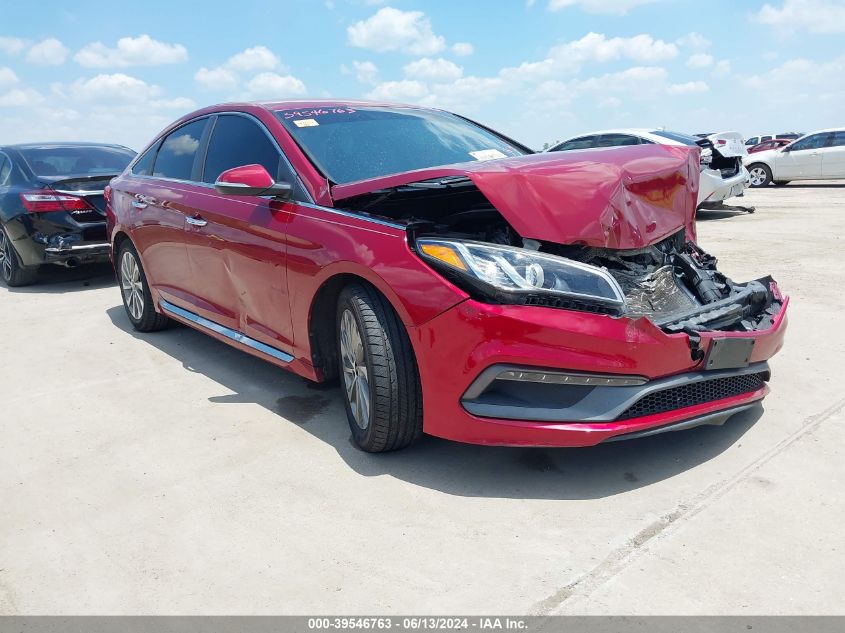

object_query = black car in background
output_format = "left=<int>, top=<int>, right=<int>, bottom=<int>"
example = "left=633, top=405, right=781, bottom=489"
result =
left=0, top=143, right=135, bottom=286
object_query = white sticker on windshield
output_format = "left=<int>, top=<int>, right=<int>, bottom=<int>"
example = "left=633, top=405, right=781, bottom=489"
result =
left=469, top=149, right=507, bottom=161
left=293, top=118, right=319, bottom=128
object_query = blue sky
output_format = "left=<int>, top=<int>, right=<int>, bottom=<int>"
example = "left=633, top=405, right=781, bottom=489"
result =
left=1, top=0, right=843, bottom=150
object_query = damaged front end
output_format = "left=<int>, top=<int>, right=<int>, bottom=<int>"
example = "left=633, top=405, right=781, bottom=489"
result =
left=332, top=146, right=782, bottom=339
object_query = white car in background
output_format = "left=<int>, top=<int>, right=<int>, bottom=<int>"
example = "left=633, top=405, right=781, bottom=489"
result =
left=744, top=128, right=845, bottom=187
left=547, top=129, right=750, bottom=208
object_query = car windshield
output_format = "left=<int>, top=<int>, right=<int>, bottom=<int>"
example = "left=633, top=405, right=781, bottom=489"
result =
left=649, top=130, right=701, bottom=146
left=19, top=146, right=135, bottom=178
left=275, top=106, right=528, bottom=184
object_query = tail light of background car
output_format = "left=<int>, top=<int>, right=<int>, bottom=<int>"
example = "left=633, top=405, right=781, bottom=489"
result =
left=20, top=191, right=95, bottom=214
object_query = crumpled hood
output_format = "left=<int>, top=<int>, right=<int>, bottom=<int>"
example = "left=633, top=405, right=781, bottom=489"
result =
left=331, top=145, right=700, bottom=249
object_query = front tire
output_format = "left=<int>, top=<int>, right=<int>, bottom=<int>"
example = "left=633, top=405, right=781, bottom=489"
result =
left=117, top=240, right=169, bottom=332
left=336, top=283, right=423, bottom=452
left=748, top=164, right=772, bottom=187
left=0, top=226, right=38, bottom=287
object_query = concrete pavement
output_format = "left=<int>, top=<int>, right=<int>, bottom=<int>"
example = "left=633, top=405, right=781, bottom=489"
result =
left=1, top=183, right=843, bottom=614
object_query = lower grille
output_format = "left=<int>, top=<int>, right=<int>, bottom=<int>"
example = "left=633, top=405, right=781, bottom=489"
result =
left=617, top=372, right=767, bottom=420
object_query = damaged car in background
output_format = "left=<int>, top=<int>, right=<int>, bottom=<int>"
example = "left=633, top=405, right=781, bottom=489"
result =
left=546, top=129, right=751, bottom=211
left=107, top=101, right=787, bottom=452
left=0, top=142, right=136, bottom=287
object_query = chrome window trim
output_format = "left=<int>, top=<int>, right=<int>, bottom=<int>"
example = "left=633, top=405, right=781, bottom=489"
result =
left=159, top=299, right=294, bottom=363
left=0, top=151, right=13, bottom=187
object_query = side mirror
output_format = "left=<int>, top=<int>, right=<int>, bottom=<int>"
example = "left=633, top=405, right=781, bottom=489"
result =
left=214, top=164, right=292, bottom=199
left=781, top=144, right=791, bottom=152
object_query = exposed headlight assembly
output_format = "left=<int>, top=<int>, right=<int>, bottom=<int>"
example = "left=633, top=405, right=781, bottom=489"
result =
left=416, top=238, right=627, bottom=315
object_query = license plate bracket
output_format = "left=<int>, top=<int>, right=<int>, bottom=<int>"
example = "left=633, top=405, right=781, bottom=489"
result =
left=705, top=337, right=755, bottom=370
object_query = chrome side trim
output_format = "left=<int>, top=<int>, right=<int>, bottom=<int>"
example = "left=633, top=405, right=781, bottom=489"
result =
left=44, top=243, right=109, bottom=253
left=295, top=201, right=406, bottom=230
left=159, top=299, right=294, bottom=363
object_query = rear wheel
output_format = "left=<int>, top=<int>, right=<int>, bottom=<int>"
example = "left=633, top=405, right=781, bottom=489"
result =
left=117, top=240, right=169, bottom=332
left=336, top=283, right=423, bottom=452
left=748, top=164, right=772, bottom=187
left=0, top=226, right=38, bottom=287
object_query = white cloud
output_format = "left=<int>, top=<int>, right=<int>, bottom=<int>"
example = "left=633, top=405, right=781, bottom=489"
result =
left=500, top=32, right=677, bottom=83
left=225, top=46, right=280, bottom=72
left=0, top=66, right=17, bottom=88
left=351, top=60, right=379, bottom=85
left=366, top=79, right=428, bottom=102
left=194, top=45, right=300, bottom=96
left=403, top=57, right=463, bottom=82
left=74, top=34, right=188, bottom=67
left=0, top=87, right=43, bottom=107
left=666, top=80, right=709, bottom=95
left=26, top=38, right=69, bottom=65
left=713, top=59, right=731, bottom=76
left=0, top=37, right=28, bottom=56
left=548, top=0, right=664, bottom=15
left=599, top=97, right=622, bottom=108
left=753, top=0, right=845, bottom=33
left=348, top=7, right=445, bottom=55
left=62, top=73, right=163, bottom=102
left=245, top=72, right=307, bottom=98
left=676, top=32, right=711, bottom=50
left=451, top=42, right=474, bottom=57
left=195, top=66, right=240, bottom=91
left=687, top=53, right=714, bottom=68
left=745, top=55, right=845, bottom=93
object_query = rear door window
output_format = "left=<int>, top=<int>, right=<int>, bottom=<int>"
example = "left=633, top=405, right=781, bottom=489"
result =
left=596, top=134, right=640, bottom=147
left=827, top=131, right=845, bottom=147
left=202, top=115, right=283, bottom=183
left=152, top=119, right=209, bottom=181
left=790, top=133, right=831, bottom=152
left=554, top=136, right=597, bottom=151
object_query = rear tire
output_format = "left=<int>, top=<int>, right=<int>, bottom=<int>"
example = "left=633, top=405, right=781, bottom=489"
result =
left=748, top=164, right=772, bottom=187
left=0, top=226, right=38, bottom=287
left=117, top=240, right=169, bottom=332
left=336, top=283, right=423, bottom=452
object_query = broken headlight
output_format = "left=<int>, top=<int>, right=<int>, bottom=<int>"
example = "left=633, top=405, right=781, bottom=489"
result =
left=416, top=238, right=627, bottom=315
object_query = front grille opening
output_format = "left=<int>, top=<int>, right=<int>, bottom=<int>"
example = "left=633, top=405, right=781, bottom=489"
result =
left=617, top=372, right=767, bottom=420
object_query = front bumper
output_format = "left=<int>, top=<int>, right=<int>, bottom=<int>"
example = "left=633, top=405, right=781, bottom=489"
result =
left=412, top=297, right=788, bottom=447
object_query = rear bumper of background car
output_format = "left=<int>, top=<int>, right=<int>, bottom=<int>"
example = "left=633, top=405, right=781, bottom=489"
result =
left=698, top=167, right=749, bottom=206
left=411, top=296, right=788, bottom=447
left=6, top=214, right=110, bottom=267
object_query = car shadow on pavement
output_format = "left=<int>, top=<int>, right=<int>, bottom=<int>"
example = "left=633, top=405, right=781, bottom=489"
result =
left=696, top=209, right=751, bottom=221
left=106, top=305, right=761, bottom=501
left=3, top=263, right=115, bottom=294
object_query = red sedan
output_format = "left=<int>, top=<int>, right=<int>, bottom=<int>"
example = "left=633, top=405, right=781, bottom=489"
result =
left=106, top=101, right=788, bottom=452
left=747, top=138, right=793, bottom=154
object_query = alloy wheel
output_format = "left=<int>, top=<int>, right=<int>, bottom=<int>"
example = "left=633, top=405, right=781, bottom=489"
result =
left=749, top=167, right=768, bottom=187
left=340, top=308, right=371, bottom=429
left=0, top=231, right=12, bottom=282
left=120, top=250, right=145, bottom=321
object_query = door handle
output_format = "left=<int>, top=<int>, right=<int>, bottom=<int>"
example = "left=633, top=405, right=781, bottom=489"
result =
left=185, top=215, right=208, bottom=227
